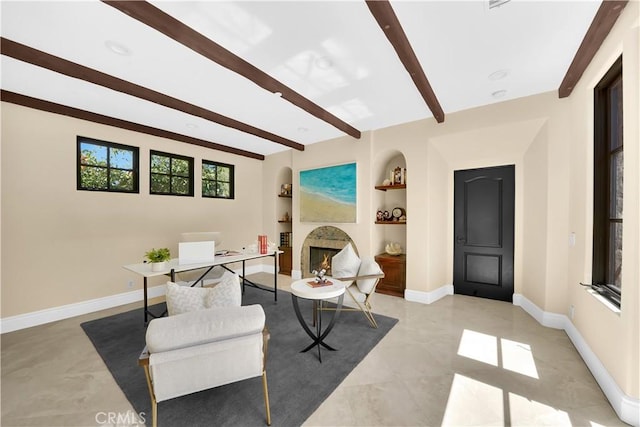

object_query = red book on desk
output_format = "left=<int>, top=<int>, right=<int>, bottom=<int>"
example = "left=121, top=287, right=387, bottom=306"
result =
left=258, top=235, right=267, bottom=254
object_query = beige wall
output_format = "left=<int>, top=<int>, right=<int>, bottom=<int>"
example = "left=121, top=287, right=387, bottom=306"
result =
left=261, top=2, right=639, bottom=400
left=277, top=92, right=558, bottom=299
left=1, top=0, right=637, bottom=403
left=565, top=3, right=639, bottom=398
left=292, top=133, right=376, bottom=266
left=262, top=149, right=293, bottom=245
left=264, top=133, right=376, bottom=275
left=425, top=140, right=448, bottom=289
left=522, top=123, right=549, bottom=308
left=1, top=103, right=264, bottom=317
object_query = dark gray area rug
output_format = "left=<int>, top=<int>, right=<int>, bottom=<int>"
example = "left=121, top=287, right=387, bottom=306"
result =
left=81, top=288, right=398, bottom=426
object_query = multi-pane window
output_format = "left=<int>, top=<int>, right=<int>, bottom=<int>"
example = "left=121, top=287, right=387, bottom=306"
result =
left=202, top=160, right=234, bottom=199
left=593, top=56, right=623, bottom=308
left=77, top=137, right=139, bottom=193
left=150, top=151, right=194, bottom=196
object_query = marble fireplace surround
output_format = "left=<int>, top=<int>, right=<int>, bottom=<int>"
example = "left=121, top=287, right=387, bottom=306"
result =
left=300, top=226, right=356, bottom=278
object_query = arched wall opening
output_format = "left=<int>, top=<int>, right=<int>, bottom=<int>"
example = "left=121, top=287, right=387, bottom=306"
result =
left=373, top=150, right=407, bottom=256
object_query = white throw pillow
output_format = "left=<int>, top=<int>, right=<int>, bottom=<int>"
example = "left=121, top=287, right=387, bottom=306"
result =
left=165, top=272, right=241, bottom=316
left=205, top=271, right=241, bottom=308
left=331, top=242, right=361, bottom=279
left=165, top=282, right=212, bottom=316
left=356, top=257, right=383, bottom=294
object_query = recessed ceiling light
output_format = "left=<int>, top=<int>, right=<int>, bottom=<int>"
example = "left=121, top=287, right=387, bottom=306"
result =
left=105, top=40, right=131, bottom=56
left=274, top=91, right=283, bottom=97
left=297, top=127, right=309, bottom=132
left=315, top=56, right=333, bottom=70
left=186, top=123, right=198, bottom=129
left=492, top=90, right=507, bottom=99
left=488, top=69, right=509, bottom=81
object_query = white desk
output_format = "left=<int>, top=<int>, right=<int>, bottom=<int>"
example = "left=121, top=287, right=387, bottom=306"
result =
left=124, top=250, right=281, bottom=323
left=290, top=278, right=346, bottom=362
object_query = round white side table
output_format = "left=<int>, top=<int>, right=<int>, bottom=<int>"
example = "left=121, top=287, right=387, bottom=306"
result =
left=290, top=278, right=346, bottom=362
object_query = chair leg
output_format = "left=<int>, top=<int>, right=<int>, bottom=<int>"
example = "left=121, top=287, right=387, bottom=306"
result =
left=142, top=365, right=158, bottom=427
left=151, top=400, right=158, bottom=427
left=262, top=371, right=271, bottom=426
left=345, top=287, right=378, bottom=328
left=362, top=303, right=378, bottom=328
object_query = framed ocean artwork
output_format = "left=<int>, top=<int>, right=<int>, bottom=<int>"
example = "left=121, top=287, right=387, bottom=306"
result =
left=300, top=162, right=357, bottom=223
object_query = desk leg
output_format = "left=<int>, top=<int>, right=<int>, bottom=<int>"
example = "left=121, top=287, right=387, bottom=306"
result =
left=242, top=260, right=246, bottom=294
left=229, top=254, right=278, bottom=301
left=274, top=253, right=278, bottom=302
left=143, top=271, right=173, bottom=325
left=143, top=277, right=148, bottom=324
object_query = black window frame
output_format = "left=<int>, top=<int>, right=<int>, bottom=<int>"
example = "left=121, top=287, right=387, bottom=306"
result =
left=77, top=136, right=139, bottom=193
left=592, top=56, right=623, bottom=308
left=202, top=160, right=235, bottom=199
left=150, top=150, right=194, bottom=197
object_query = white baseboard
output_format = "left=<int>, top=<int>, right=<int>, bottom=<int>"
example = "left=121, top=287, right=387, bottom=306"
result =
left=512, top=293, right=567, bottom=329
left=404, top=284, right=453, bottom=304
left=514, top=293, right=639, bottom=427
left=0, top=264, right=264, bottom=334
left=0, top=284, right=166, bottom=334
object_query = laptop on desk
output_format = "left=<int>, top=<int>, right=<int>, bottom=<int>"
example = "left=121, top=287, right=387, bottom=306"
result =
left=178, top=241, right=215, bottom=265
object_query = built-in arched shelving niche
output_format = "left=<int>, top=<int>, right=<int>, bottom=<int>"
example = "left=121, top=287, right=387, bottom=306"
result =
left=276, top=167, right=293, bottom=275
left=373, top=151, right=407, bottom=256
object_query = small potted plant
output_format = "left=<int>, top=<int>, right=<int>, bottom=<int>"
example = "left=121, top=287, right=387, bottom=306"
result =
left=145, top=248, right=171, bottom=272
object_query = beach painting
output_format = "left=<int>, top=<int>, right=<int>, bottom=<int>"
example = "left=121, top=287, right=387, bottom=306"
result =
left=300, top=163, right=357, bottom=223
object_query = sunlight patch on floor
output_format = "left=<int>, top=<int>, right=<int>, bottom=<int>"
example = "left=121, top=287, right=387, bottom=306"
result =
left=457, top=329, right=498, bottom=366
left=457, top=329, right=539, bottom=379
left=442, top=373, right=504, bottom=426
left=509, top=392, right=571, bottom=425
left=501, top=338, right=539, bottom=379
left=442, top=373, right=573, bottom=425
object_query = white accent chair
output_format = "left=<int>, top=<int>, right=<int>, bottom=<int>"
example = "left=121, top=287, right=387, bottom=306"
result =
left=139, top=304, right=271, bottom=427
left=327, top=243, right=385, bottom=328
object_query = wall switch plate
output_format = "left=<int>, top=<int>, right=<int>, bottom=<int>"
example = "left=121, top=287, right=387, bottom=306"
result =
left=569, top=304, right=575, bottom=319
left=569, top=232, right=576, bottom=247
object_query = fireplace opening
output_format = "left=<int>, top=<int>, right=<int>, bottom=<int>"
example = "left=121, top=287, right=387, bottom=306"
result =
left=300, top=226, right=354, bottom=278
left=309, top=246, right=341, bottom=275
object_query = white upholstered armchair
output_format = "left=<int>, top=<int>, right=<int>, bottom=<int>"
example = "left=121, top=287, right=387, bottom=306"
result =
left=139, top=304, right=271, bottom=427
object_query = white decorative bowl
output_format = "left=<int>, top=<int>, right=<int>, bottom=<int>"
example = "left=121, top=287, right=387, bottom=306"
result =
left=385, top=243, right=402, bottom=256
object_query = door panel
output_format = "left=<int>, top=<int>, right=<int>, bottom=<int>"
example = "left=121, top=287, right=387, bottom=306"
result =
left=465, top=253, right=501, bottom=286
left=454, top=165, right=514, bottom=302
left=466, top=179, right=502, bottom=247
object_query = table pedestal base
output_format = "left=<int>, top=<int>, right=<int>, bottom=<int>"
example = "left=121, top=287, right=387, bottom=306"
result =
left=291, top=294, right=344, bottom=362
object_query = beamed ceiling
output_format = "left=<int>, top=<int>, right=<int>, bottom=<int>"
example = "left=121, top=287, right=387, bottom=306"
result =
left=0, top=1, right=628, bottom=160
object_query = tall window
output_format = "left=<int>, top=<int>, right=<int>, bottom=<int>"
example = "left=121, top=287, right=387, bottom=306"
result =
left=77, top=137, right=139, bottom=193
left=593, top=56, right=623, bottom=308
left=202, top=160, right=234, bottom=199
left=150, top=151, right=194, bottom=196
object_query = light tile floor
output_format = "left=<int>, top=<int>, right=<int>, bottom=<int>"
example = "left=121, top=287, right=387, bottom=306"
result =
left=1, top=273, right=627, bottom=426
